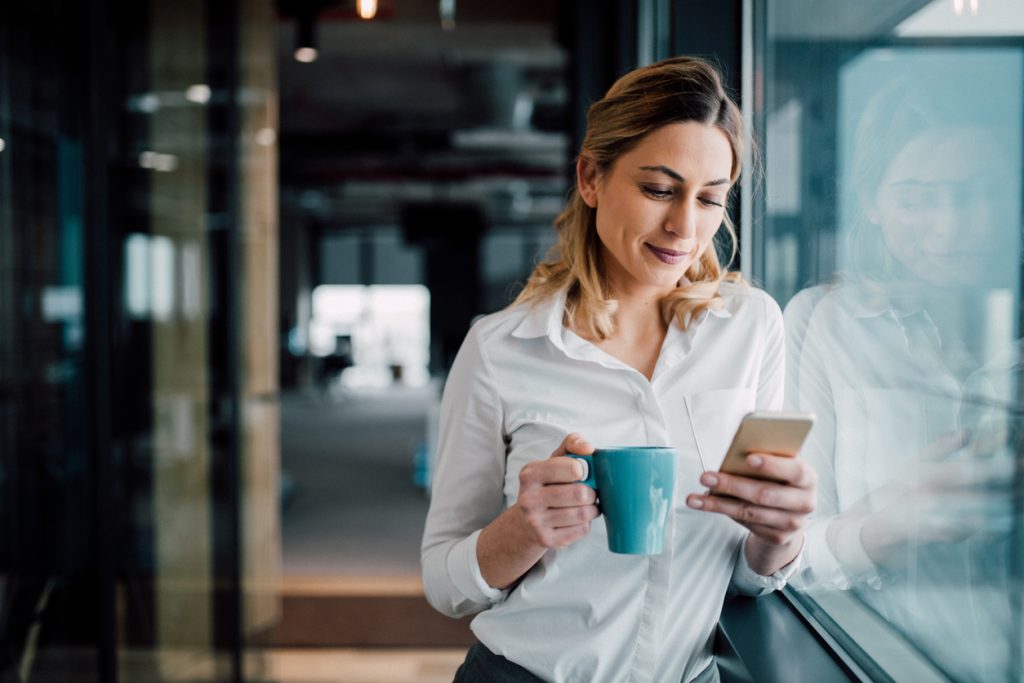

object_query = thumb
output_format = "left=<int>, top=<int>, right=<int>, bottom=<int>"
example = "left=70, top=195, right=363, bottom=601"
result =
left=552, top=432, right=595, bottom=458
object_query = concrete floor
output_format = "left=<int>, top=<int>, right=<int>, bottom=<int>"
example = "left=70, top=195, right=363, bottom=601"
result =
left=260, top=648, right=465, bottom=683
left=280, top=384, right=438, bottom=578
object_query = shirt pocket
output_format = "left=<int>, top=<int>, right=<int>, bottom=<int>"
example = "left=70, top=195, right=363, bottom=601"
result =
left=684, top=387, right=757, bottom=473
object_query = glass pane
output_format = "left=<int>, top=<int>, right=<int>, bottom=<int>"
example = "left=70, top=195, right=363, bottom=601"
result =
left=116, top=0, right=222, bottom=678
left=0, top=4, right=97, bottom=680
left=1, top=1, right=278, bottom=680
left=755, top=1, right=1024, bottom=680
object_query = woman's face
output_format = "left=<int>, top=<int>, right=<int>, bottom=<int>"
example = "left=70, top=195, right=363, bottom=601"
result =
left=871, top=126, right=1007, bottom=287
left=578, top=122, right=733, bottom=298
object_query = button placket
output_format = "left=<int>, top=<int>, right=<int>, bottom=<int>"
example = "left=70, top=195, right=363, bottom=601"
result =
left=625, top=385, right=675, bottom=683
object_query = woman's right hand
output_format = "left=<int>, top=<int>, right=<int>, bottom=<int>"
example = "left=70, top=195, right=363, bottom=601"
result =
left=515, top=433, right=601, bottom=549
left=477, top=433, right=600, bottom=590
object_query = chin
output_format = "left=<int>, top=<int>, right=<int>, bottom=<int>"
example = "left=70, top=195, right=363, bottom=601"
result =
left=645, top=272, right=688, bottom=291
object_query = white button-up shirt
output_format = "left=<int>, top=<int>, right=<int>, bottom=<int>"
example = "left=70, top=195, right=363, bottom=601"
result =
left=422, top=282, right=796, bottom=683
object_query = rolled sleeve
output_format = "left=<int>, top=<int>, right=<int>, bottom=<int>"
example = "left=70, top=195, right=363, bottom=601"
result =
left=448, top=529, right=510, bottom=605
left=794, top=516, right=882, bottom=591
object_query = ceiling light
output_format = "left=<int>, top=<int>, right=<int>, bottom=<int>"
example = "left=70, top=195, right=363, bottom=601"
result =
left=185, top=84, right=211, bottom=104
left=295, top=13, right=318, bottom=63
left=294, top=46, right=318, bottom=62
left=357, top=0, right=377, bottom=20
left=255, top=128, right=277, bottom=146
left=139, top=151, right=179, bottom=172
left=0, top=138, right=6, bottom=153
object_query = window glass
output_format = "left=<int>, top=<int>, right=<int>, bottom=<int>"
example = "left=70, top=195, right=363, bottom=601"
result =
left=755, top=2, right=1024, bottom=680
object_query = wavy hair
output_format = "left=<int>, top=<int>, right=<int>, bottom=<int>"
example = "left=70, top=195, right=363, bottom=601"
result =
left=514, top=56, right=746, bottom=340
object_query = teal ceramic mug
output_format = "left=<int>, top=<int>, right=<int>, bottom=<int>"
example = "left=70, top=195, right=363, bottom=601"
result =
left=568, top=446, right=676, bottom=555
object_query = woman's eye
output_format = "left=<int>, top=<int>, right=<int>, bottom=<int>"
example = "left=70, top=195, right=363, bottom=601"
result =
left=700, top=196, right=724, bottom=208
left=642, top=186, right=673, bottom=199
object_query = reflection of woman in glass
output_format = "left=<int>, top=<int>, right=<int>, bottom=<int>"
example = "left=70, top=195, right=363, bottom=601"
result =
left=785, top=73, right=1018, bottom=682
left=422, top=57, right=816, bottom=683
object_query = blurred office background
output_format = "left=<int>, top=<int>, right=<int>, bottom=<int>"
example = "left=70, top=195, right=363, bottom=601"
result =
left=2, top=1, right=1023, bottom=682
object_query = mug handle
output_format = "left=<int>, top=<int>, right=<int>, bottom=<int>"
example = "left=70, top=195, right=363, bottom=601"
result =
left=566, top=453, right=597, bottom=488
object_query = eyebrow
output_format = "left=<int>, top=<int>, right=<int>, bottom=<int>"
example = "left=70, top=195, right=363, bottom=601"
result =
left=639, top=165, right=730, bottom=187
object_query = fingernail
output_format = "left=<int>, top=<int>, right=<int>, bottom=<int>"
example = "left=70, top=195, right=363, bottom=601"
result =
left=576, top=460, right=589, bottom=481
left=701, top=474, right=718, bottom=487
left=687, top=497, right=704, bottom=509
left=748, top=455, right=763, bottom=468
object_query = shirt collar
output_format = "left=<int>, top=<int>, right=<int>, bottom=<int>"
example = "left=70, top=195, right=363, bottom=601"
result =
left=509, top=286, right=732, bottom=349
left=510, top=288, right=571, bottom=353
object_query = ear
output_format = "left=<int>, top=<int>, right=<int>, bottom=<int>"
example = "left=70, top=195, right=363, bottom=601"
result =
left=576, top=156, right=601, bottom=208
left=860, top=191, right=881, bottom=225
left=864, top=203, right=881, bottom=225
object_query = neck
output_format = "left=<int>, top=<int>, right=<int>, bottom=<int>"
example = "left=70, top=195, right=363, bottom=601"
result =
left=607, top=283, right=671, bottom=339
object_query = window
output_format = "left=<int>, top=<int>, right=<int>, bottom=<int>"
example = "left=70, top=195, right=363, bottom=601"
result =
left=752, top=1, right=1024, bottom=680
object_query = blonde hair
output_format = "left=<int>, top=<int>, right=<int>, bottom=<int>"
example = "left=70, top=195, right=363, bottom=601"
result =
left=514, top=56, right=746, bottom=340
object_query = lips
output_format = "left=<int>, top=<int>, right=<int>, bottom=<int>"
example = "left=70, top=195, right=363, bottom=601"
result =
left=645, top=243, right=691, bottom=265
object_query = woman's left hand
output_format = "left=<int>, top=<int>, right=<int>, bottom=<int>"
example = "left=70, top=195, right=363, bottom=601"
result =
left=686, top=453, right=817, bottom=575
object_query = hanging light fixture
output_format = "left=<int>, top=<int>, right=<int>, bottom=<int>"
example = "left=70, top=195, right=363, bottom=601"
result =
left=357, top=0, right=378, bottom=20
left=295, top=11, right=318, bottom=62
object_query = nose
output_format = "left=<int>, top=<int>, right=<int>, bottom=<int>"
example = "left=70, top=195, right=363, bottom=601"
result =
left=665, top=197, right=697, bottom=239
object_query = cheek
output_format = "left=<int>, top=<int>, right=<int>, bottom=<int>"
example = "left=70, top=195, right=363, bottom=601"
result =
left=880, top=219, right=925, bottom=265
left=596, top=200, right=653, bottom=244
left=877, top=200, right=927, bottom=249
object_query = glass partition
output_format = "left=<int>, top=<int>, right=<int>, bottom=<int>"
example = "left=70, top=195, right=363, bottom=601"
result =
left=753, top=1, right=1024, bottom=680
left=0, top=1, right=278, bottom=680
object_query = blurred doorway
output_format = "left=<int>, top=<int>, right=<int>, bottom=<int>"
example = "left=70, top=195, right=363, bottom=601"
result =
left=270, top=0, right=570, bottom=662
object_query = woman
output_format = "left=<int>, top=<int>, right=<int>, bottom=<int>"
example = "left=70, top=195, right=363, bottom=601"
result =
left=422, top=57, right=816, bottom=683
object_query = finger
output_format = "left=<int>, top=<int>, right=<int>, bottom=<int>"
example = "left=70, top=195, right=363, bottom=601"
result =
left=969, top=427, right=1009, bottom=458
left=538, top=482, right=598, bottom=508
left=743, top=453, right=816, bottom=489
left=943, top=457, right=1014, bottom=491
left=550, top=433, right=595, bottom=458
left=545, top=504, right=600, bottom=528
left=699, top=472, right=814, bottom=514
left=520, top=457, right=592, bottom=487
left=687, top=493, right=807, bottom=532
left=920, top=429, right=970, bottom=459
left=545, top=523, right=593, bottom=549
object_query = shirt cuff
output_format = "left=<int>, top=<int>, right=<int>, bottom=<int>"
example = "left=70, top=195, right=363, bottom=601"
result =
left=798, top=517, right=882, bottom=590
left=446, top=529, right=509, bottom=606
left=730, top=534, right=803, bottom=596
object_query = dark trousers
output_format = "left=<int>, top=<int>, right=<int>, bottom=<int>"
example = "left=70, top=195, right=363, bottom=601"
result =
left=452, top=643, right=547, bottom=682
left=452, top=642, right=720, bottom=683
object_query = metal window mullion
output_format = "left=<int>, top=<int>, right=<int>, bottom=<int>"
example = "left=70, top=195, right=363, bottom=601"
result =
left=637, top=0, right=671, bottom=67
left=206, top=0, right=243, bottom=679
left=85, top=0, right=117, bottom=680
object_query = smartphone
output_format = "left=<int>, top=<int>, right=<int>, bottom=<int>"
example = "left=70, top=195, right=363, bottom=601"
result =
left=718, top=411, right=815, bottom=480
